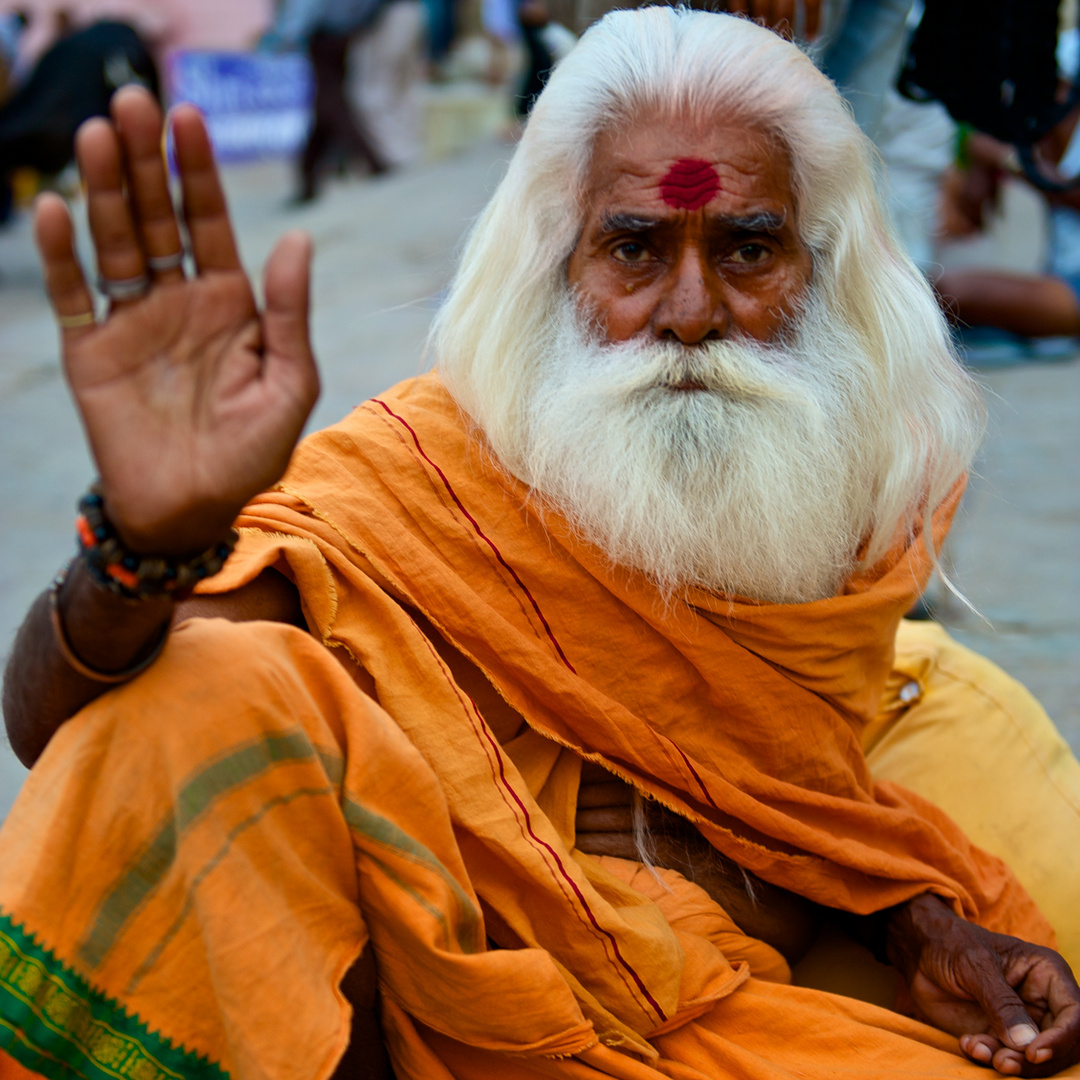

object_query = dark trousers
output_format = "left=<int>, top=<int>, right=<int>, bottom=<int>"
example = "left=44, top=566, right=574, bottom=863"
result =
left=300, top=29, right=387, bottom=199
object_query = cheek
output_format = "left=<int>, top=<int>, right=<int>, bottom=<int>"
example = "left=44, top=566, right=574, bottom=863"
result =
left=567, top=258, right=654, bottom=341
left=734, top=259, right=812, bottom=339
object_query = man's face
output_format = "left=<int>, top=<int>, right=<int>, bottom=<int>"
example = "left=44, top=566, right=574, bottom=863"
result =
left=567, top=117, right=813, bottom=345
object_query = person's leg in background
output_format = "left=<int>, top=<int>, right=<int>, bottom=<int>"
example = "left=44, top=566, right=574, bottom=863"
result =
left=300, top=29, right=388, bottom=203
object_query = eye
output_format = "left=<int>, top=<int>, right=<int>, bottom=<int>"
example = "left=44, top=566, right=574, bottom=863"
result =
left=729, top=242, right=771, bottom=265
left=612, top=241, right=653, bottom=263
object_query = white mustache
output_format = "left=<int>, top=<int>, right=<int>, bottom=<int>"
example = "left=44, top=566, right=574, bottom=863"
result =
left=579, top=336, right=804, bottom=405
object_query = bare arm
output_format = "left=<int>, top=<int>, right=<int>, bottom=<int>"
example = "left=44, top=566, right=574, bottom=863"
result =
left=2, top=568, right=304, bottom=767
left=575, top=765, right=825, bottom=962
left=577, top=771, right=1080, bottom=1076
left=3, top=85, right=318, bottom=765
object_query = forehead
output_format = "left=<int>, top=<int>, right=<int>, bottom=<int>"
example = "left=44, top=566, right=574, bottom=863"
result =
left=582, top=116, right=797, bottom=220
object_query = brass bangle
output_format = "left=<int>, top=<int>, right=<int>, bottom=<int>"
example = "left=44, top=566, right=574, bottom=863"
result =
left=48, top=562, right=169, bottom=684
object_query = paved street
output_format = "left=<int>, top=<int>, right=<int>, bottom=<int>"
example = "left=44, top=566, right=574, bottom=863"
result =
left=0, top=139, right=1077, bottom=819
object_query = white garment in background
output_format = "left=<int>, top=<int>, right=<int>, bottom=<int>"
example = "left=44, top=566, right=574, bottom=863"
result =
left=876, top=89, right=956, bottom=271
left=539, top=21, right=576, bottom=63
left=349, top=0, right=426, bottom=167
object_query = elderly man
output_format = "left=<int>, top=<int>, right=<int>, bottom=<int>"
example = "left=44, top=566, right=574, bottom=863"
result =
left=2, top=8, right=1080, bottom=1080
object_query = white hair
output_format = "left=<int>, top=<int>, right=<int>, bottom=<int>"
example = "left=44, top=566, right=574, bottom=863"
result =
left=433, top=5, right=984, bottom=579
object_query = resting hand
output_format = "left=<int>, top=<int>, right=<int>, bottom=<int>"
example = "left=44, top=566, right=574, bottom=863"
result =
left=575, top=763, right=822, bottom=961
left=725, top=0, right=822, bottom=40
left=36, top=85, right=319, bottom=556
left=888, top=894, right=1080, bottom=1077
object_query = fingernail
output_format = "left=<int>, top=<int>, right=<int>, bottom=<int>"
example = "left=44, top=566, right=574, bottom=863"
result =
left=1031, top=1048, right=1053, bottom=1064
left=1008, top=1024, right=1039, bottom=1047
left=971, top=1044, right=993, bottom=1063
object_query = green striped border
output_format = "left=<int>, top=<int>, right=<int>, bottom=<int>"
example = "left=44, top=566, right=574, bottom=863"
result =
left=0, top=912, right=226, bottom=1080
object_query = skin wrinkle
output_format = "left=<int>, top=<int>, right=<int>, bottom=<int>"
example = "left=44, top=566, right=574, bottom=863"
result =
left=659, top=158, right=721, bottom=210
left=567, top=118, right=813, bottom=345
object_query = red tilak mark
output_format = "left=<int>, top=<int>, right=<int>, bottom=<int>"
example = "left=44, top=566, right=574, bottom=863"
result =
left=659, top=158, right=720, bottom=210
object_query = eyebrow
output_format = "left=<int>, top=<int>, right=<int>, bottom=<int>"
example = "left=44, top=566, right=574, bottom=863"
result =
left=596, top=209, right=789, bottom=234
left=721, top=210, right=788, bottom=233
left=597, top=212, right=661, bottom=233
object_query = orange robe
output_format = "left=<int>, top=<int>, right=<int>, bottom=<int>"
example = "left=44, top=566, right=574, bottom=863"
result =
left=0, top=373, right=1062, bottom=1080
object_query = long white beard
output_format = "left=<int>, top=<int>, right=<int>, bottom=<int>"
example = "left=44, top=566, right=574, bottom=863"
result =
left=508, top=292, right=886, bottom=604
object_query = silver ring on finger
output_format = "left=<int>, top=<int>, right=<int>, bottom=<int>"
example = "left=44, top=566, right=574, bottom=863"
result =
left=97, top=273, right=151, bottom=302
left=147, top=251, right=185, bottom=273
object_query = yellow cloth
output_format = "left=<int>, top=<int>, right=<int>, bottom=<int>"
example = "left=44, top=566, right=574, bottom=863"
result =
left=0, top=373, right=1076, bottom=1079
left=2, top=618, right=1075, bottom=1080
left=869, top=619, right=1080, bottom=972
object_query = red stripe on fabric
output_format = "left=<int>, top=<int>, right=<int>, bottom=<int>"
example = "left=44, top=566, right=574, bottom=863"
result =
left=471, top=708, right=668, bottom=1024
left=409, top=624, right=668, bottom=1026
left=371, top=398, right=576, bottom=673
left=666, top=739, right=720, bottom=811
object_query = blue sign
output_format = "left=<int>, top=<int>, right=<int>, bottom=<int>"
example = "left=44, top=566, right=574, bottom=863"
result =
left=167, top=51, right=313, bottom=162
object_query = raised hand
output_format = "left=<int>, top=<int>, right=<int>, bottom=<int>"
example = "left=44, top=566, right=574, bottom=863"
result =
left=888, top=894, right=1080, bottom=1077
left=35, top=84, right=319, bottom=556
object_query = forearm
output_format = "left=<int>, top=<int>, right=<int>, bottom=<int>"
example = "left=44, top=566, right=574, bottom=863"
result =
left=2, top=559, right=173, bottom=767
left=643, top=809, right=826, bottom=962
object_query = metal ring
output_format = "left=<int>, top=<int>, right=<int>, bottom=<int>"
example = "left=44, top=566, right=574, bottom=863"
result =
left=56, top=310, right=97, bottom=330
left=147, top=251, right=185, bottom=273
left=97, top=273, right=151, bottom=302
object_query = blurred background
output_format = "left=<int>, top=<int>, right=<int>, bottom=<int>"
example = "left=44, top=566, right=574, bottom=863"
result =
left=0, top=0, right=1077, bottom=818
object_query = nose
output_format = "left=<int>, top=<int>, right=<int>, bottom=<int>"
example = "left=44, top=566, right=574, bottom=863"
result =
left=651, top=246, right=729, bottom=345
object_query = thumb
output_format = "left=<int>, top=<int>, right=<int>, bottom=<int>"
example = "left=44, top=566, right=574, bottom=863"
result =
left=263, top=229, right=313, bottom=364
left=971, top=973, right=1039, bottom=1051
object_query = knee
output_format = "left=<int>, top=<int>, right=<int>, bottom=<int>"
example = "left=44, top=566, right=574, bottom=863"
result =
left=60, top=617, right=350, bottom=769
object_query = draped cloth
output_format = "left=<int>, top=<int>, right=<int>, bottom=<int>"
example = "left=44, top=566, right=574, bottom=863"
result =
left=0, top=373, right=1062, bottom=1080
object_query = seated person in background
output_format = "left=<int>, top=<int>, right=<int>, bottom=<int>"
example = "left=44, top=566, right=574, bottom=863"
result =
left=937, top=120, right=1080, bottom=341
left=5, top=9, right=1080, bottom=1080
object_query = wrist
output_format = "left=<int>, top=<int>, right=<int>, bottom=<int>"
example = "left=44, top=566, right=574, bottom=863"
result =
left=55, top=558, right=174, bottom=678
left=79, top=485, right=237, bottom=598
left=885, top=893, right=956, bottom=978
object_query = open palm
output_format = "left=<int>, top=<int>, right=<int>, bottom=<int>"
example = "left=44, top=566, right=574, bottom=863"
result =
left=36, top=85, right=319, bottom=555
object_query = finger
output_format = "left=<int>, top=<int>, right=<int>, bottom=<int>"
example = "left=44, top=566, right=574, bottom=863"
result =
left=990, top=1046, right=1026, bottom=1076
left=77, top=117, right=149, bottom=308
left=804, top=0, right=821, bottom=37
left=576, top=808, right=635, bottom=832
left=1021, top=1000, right=1080, bottom=1067
left=34, top=193, right=97, bottom=345
left=580, top=761, right=616, bottom=784
left=961, top=959, right=1042, bottom=1052
left=111, top=85, right=185, bottom=284
left=172, top=103, right=241, bottom=272
left=575, top=832, right=639, bottom=859
left=726, top=0, right=749, bottom=17
left=263, top=231, right=314, bottom=365
left=577, top=781, right=635, bottom=809
left=959, top=1033, right=999, bottom=1066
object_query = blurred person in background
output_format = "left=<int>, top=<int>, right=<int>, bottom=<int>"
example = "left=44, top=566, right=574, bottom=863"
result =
left=931, top=26, right=1080, bottom=348
left=273, top=0, right=391, bottom=203
left=0, top=9, right=29, bottom=96
left=0, top=17, right=157, bottom=223
left=935, top=120, right=1080, bottom=343
left=423, top=0, right=456, bottom=68
left=514, top=0, right=575, bottom=119
left=7, top=12, right=1080, bottom=1080
left=349, top=0, right=427, bottom=168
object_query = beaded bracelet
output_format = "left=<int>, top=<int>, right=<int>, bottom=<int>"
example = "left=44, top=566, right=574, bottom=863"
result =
left=49, top=561, right=169, bottom=683
left=76, top=485, right=238, bottom=600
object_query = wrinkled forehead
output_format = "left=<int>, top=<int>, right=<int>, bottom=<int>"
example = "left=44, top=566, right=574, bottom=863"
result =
left=582, top=114, right=798, bottom=220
